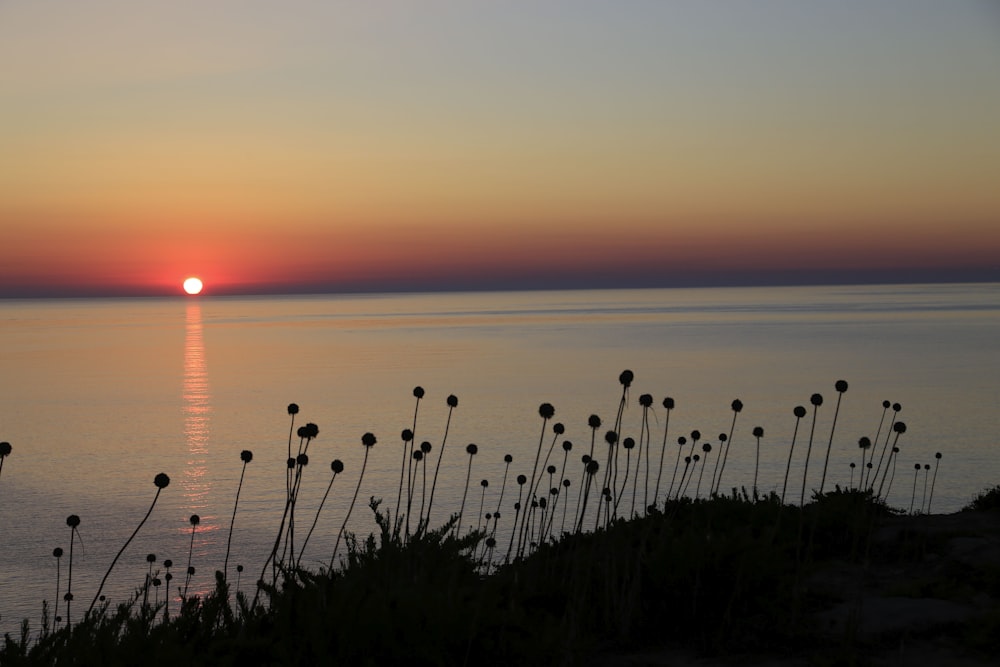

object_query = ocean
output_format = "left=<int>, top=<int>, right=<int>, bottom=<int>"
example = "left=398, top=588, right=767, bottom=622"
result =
left=1, top=283, right=998, bottom=633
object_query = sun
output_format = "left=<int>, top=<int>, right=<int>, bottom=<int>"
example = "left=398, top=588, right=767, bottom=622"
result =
left=183, top=277, right=204, bottom=295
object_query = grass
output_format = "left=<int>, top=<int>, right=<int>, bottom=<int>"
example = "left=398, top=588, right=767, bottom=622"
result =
left=2, top=372, right=998, bottom=665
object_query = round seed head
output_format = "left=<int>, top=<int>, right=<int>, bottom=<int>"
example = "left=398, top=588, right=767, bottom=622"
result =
left=63, top=593, right=73, bottom=601
left=866, top=462, right=873, bottom=469
left=361, top=432, right=377, bottom=448
left=892, top=446, right=900, bottom=453
left=189, top=514, right=200, bottom=526
left=924, top=464, right=930, bottom=470
left=731, top=399, right=744, bottom=412
left=146, top=553, right=156, bottom=563
left=286, top=457, right=296, bottom=470
left=401, top=428, right=414, bottom=442
left=882, top=400, right=891, bottom=408
left=546, top=464, right=557, bottom=474
left=623, top=437, right=635, bottom=450
left=893, top=421, right=907, bottom=434
left=914, top=463, right=921, bottom=470
left=240, top=450, right=253, bottom=463
left=935, top=452, right=942, bottom=459
left=446, top=394, right=458, bottom=408
left=287, top=403, right=299, bottom=415
left=237, top=564, right=243, bottom=573
left=811, top=393, right=823, bottom=406
left=562, top=478, right=571, bottom=488
left=413, top=386, right=425, bottom=399
left=581, top=454, right=591, bottom=464
left=480, top=479, right=489, bottom=487
left=663, top=397, right=675, bottom=410
left=639, top=393, right=653, bottom=407
left=586, top=460, right=600, bottom=475
left=605, top=430, right=618, bottom=445
left=718, top=433, right=727, bottom=443
left=296, top=426, right=309, bottom=439
left=154, top=473, right=171, bottom=489
left=562, top=440, right=573, bottom=452
left=412, top=450, right=423, bottom=461
left=553, top=422, right=565, bottom=435
left=164, top=559, right=173, bottom=568
left=588, top=414, right=602, bottom=429
left=466, top=443, right=478, bottom=455
left=619, top=370, right=634, bottom=387
left=753, top=426, right=764, bottom=438
left=517, top=474, right=527, bottom=485
left=152, top=577, right=161, bottom=586
left=66, top=515, right=80, bottom=528
left=331, top=459, right=344, bottom=474
left=693, top=454, right=700, bottom=462
left=690, top=430, right=701, bottom=441
left=539, top=403, right=555, bottom=419
left=187, top=566, right=195, bottom=576
left=550, top=487, right=559, bottom=496
left=677, top=436, right=687, bottom=445
left=835, top=380, right=849, bottom=393
left=850, top=462, right=856, bottom=469
left=538, top=498, right=547, bottom=509
left=794, top=405, right=807, bottom=418
left=684, top=456, right=691, bottom=464
left=892, top=402, right=902, bottom=412
left=305, top=423, right=319, bottom=438
left=859, top=437, right=872, bottom=449
left=0, top=442, right=11, bottom=457
left=53, top=547, right=63, bottom=558
left=296, top=453, right=309, bottom=466
left=702, top=442, right=712, bottom=453
left=420, top=441, right=432, bottom=454
left=485, top=537, right=496, bottom=548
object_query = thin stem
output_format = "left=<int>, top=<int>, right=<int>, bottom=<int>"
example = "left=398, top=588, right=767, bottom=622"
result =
left=89, top=489, right=162, bottom=614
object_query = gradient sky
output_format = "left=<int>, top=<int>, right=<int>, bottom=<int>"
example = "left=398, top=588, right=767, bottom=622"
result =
left=2, top=1, right=999, bottom=296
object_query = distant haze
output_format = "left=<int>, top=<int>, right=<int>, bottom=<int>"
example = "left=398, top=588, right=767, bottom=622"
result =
left=2, top=1, right=998, bottom=297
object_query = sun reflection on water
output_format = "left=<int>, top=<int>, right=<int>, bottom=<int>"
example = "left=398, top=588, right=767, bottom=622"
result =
left=183, top=302, right=213, bottom=524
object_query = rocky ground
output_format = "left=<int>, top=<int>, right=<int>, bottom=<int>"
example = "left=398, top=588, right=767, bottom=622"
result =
left=603, top=509, right=1000, bottom=666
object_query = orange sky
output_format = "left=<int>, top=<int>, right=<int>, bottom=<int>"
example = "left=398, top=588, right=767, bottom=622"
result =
left=2, top=1, right=999, bottom=297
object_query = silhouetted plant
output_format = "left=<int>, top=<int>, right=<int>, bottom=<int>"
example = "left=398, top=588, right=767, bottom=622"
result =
left=857, top=437, right=873, bottom=489
left=89, top=472, right=170, bottom=615
left=52, top=547, right=63, bottom=625
left=508, top=474, right=528, bottom=562
left=332, top=433, right=377, bottom=568
left=709, top=433, right=727, bottom=497
left=872, top=402, right=902, bottom=491
left=909, top=463, right=922, bottom=514
left=750, top=426, right=764, bottom=498
left=559, top=478, right=572, bottom=535
left=183, top=514, right=200, bottom=599
left=474, top=479, right=489, bottom=536
left=285, top=403, right=299, bottom=501
left=64, top=514, right=81, bottom=625
left=396, top=427, right=414, bottom=538
left=0, top=441, right=11, bottom=484
left=782, top=406, right=807, bottom=504
left=401, top=385, right=424, bottom=538
left=712, top=399, right=743, bottom=496
left=638, top=393, right=654, bottom=515
left=426, top=394, right=458, bottom=528
left=800, top=394, right=823, bottom=507
left=224, top=450, right=253, bottom=582
left=920, top=463, right=931, bottom=514
left=695, top=443, right=712, bottom=499
left=876, top=421, right=906, bottom=500
left=576, top=460, right=600, bottom=533
left=654, top=397, right=675, bottom=508
left=818, top=380, right=848, bottom=495
left=927, top=452, right=942, bottom=514
left=668, top=435, right=686, bottom=499
left=456, top=443, right=478, bottom=536
left=520, top=404, right=554, bottom=557
left=617, top=436, right=635, bottom=519
left=298, top=459, right=344, bottom=566
left=163, top=559, right=173, bottom=618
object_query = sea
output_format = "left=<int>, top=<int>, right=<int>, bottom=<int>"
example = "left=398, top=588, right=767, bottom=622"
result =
left=1, top=283, right=998, bottom=634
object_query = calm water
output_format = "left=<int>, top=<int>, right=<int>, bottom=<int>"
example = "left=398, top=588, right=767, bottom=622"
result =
left=1, top=284, right=999, bottom=632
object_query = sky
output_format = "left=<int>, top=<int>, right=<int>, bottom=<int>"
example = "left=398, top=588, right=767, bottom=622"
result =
left=2, top=0, right=999, bottom=297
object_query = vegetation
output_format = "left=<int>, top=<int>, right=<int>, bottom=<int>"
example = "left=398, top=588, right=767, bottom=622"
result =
left=1, top=374, right=997, bottom=665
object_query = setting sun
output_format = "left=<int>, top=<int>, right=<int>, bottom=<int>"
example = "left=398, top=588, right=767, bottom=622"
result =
left=183, top=277, right=204, bottom=295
